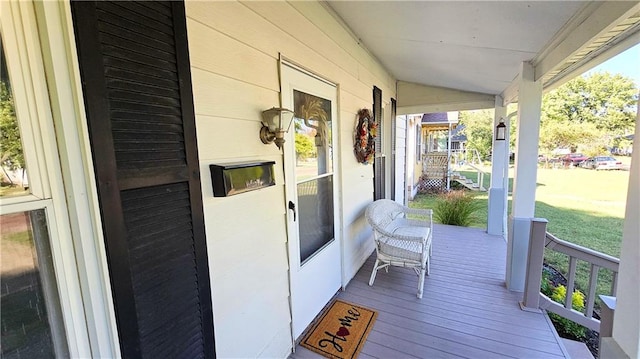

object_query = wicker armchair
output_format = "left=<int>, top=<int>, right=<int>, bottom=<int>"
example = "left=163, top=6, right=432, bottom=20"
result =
left=365, top=199, right=433, bottom=298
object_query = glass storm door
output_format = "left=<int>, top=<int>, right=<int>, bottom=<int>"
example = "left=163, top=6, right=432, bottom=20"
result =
left=281, top=63, right=341, bottom=339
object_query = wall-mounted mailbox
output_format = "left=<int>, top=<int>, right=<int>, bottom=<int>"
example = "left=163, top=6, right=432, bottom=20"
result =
left=210, top=161, right=276, bottom=197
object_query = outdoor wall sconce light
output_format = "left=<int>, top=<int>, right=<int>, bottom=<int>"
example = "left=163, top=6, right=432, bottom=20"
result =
left=260, top=107, right=295, bottom=149
left=495, top=118, right=506, bottom=141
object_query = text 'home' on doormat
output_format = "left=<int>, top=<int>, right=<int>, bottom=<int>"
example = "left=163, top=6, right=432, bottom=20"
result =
left=300, top=299, right=378, bottom=359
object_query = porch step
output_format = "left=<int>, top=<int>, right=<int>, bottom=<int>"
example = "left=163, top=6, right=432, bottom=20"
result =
left=561, top=338, right=593, bottom=359
left=454, top=178, right=486, bottom=192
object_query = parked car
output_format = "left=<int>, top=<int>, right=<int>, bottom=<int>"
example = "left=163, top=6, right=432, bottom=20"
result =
left=561, top=153, right=588, bottom=166
left=581, top=156, right=623, bottom=170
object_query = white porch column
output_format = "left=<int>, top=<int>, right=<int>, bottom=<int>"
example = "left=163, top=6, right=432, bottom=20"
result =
left=487, top=96, right=507, bottom=235
left=447, top=122, right=452, bottom=191
left=603, top=94, right=640, bottom=359
left=506, top=62, right=542, bottom=292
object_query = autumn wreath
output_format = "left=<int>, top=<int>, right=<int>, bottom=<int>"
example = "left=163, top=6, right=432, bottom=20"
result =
left=353, top=109, right=377, bottom=164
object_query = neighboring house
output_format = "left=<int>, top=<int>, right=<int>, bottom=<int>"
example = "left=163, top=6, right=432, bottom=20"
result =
left=613, top=134, right=634, bottom=155
left=404, top=114, right=427, bottom=200
left=419, top=112, right=459, bottom=191
left=450, top=124, right=468, bottom=152
left=422, top=112, right=459, bottom=153
left=1, top=1, right=638, bottom=359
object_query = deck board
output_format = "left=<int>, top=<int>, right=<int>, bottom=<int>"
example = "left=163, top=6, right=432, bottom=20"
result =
left=291, top=224, right=568, bottom=359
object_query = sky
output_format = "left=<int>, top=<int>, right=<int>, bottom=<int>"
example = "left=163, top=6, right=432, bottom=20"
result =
left=585, top=43, right=640, bottom=86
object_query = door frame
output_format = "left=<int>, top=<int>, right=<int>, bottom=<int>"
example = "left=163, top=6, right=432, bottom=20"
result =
left=279, top=58, right=344, bottom=340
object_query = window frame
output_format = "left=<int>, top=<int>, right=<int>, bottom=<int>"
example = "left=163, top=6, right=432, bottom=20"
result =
left=416, top=124, right=422, bottom=163
left=1, top=1, right=94, bottom=356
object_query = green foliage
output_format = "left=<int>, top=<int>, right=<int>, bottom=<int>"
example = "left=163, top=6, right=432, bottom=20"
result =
left=295, top=133, right=316, bottom=160
left=225, top=166, right=265, bottom=192
left=538, top=120, right=603, bottom=158
left=458, top=110, right=494, bottom=159
left=547, top=285, right=587, bottom=340
left=0, top=183, right=28, bottom=197
left=551, top=285, right=586, bottom=310
left=411, top=191, right=487, bottom=229
left=459, top=73, right=637, bottom=160
left=3, top=230, right=31, bottom=245
left=0, top=81, right=24, bottom=170
left=414, top=167, right=625, bottom=299
left=541, top=271, right=588, bottom=340
left=541, top=271, right=554, bottom=296
left=537, top=72, right=638, bottom=157
left=581, top=138, right=610, bottom=158
left=433, top=190, right=481, bottom=227
left=542, top=72, right=638, bottom=135
left=613, top=137, right=632, bottom=153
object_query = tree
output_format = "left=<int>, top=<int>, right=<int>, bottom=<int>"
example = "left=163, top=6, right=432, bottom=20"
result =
left=538, top=120, right=602, bottom=158
left=459, top=72, right=636, bottom=161
left=458, top=109, right=494, bottom=159
left=542, top=72, right=637, bottom=135
left=295, top=133, right=316, bottom=160
left=0, top=81, right=24, bottom=170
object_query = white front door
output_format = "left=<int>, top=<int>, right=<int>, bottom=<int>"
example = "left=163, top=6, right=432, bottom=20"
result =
left=281, top=63, right=341, bottom=339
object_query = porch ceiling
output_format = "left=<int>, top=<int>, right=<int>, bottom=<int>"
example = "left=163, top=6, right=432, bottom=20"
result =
left=327, top=1, right=640, bottom=98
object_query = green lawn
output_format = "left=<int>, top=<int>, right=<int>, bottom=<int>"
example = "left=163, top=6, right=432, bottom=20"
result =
left=411, top=165, right=628, bottom=301
left=0, top=183, right=28, bottom=197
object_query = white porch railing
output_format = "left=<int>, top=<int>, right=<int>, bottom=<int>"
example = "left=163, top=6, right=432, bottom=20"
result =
left=450, top=149, right=486, bottom=191
left=522, top=219, right=620, bottom=332
left=450, top=148, right=482, bottom=165
left=461, top=161, right=486, bottom=191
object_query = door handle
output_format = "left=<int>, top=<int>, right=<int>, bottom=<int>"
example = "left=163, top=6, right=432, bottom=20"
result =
left=288, top=201, right=296, bottom=221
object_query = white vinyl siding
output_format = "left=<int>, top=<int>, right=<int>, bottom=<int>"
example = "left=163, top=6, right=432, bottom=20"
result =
left=185, top=2, right=396, bottom=357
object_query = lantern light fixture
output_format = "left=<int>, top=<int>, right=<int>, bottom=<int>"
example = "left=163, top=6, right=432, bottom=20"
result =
left=496, top=118, right=506, bottom=141
left=260, top=107, right=295, bottom=149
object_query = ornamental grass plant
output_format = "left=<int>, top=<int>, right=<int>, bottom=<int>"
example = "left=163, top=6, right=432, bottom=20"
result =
left=433, top=190, right=481, bottom=227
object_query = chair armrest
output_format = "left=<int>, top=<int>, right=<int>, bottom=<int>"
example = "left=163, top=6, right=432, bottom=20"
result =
left=401, top=207, right=433, bottom=229
left=391, top=224, right=431, bottom=242
left=366, top=199, right=433, bottom=243
left=403, top=207, right=433, bottom=217
left=402, top=219, right=432, bottom=228
left=374, top=224, right=428, bottom=243
left=378, top=233, right=427, bottom=243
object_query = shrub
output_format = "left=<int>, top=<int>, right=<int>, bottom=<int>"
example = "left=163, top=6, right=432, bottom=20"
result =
left=541, top=271, right=554, bottom=296
left=548, top=285, right=587, bottom=340
left=550, top=285, right=586, bottom=310
left=433, top=190, right=480, bottom=226
left=449, top=180, right=466, bottom=190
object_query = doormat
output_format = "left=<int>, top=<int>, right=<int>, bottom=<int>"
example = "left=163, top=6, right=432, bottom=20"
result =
left=300, top=299, right=378, bottom=359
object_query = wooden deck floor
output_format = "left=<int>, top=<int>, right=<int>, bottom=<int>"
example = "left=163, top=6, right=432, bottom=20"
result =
left=292, top=224, right=569, bottom=359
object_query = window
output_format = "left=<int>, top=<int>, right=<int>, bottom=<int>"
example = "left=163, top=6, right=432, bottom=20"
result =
left=1, top=4, right=91, bottom=356
left=1, top=210, right=68, bottom=358
left=373, top=86, right=385, bottom=200
left=416, top=124, right=422, bottom=163
left=0, top=31, right=70, bottom=358
left=0, top=45, right=29, bottom=199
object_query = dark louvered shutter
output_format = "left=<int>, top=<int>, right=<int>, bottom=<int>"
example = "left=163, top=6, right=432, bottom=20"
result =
left=373, top=86, right=385, bottom=200
left=390, top=98, right=396, bottom=201
left=71, top=2, right=215, bottom=358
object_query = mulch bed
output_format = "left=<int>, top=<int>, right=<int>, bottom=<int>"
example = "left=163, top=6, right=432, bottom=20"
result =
left=543, top=263, right=600, bottom=358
